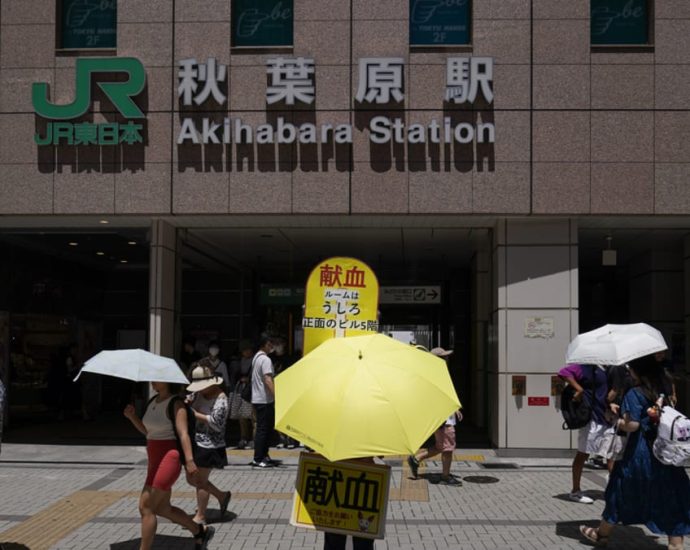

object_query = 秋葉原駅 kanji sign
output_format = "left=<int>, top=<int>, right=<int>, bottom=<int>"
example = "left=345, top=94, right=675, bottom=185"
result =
left=177, top=56, right=494, bottom=147
left=32, top=57, right=146, bottom=146
left=302, top=257, right=379, bottom=355
left=291, top=453, right=391, bottom=539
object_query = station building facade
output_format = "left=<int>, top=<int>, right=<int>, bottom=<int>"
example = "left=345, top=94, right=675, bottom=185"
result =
left=1, top=0, right=689, bottom=449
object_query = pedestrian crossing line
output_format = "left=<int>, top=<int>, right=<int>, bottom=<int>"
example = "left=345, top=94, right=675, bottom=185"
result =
left=0, top=490, right=126, bottom=550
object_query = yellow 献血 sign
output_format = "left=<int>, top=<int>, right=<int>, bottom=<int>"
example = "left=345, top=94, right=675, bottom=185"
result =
left=302, top=257, right=379, bottom=356
left=291, top=453, right=391, bottom=539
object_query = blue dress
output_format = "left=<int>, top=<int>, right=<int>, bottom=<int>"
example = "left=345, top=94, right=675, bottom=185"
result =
left=603, top=387, right=690, bottom=536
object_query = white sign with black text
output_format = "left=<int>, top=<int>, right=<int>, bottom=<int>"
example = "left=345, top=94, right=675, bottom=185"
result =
left=380, top=286, right=442, bottom=305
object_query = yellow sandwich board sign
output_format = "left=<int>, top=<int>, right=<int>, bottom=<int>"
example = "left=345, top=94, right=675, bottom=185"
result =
left=291, top=453, right=391, bottom=539
left=302, top=257, right=379, bottom=356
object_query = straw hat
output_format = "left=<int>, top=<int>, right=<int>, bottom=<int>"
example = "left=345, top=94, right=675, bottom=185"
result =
left=186, top=365, right=223, bottom=392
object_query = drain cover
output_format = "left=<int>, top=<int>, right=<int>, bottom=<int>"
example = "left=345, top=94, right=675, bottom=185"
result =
left=481, top=462, right=520, bottom=469
left=463, top=475, right=500, bottom=484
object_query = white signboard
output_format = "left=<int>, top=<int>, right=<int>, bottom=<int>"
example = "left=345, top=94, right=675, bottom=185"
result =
left=380, top=286, right=441, bottom=305
left=524, top=317, right=555, bottom=339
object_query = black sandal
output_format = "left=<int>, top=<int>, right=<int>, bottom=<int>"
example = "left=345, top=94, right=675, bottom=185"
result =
left=194, top=524, right=215, bottom=550
left=220, top=490, right=232, bottom=517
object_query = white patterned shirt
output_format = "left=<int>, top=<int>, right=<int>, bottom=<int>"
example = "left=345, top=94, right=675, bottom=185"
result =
left=192, top=393, right=228, bottom=449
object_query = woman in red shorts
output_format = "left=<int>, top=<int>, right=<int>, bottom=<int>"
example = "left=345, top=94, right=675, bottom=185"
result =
left=124, top=381, right=214, bottom=550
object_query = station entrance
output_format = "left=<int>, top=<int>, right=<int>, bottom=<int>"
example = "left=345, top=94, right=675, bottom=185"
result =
left=179, top=224, right=493, bottom=446
left=0, top=226, right=150, bottom=444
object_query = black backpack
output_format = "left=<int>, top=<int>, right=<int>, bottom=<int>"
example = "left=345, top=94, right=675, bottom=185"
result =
left=144, top=395, right=198, bottom=458
left=560, top=366, right=594, bottom=430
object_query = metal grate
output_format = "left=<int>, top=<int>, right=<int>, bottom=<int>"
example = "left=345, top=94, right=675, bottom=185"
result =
left=462, top=475, right=500, bottom=484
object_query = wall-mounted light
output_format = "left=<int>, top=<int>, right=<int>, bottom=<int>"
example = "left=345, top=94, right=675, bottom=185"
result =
left=68, top=241, right=78, bottom=247
left=602, top=235, right=617, bottom=266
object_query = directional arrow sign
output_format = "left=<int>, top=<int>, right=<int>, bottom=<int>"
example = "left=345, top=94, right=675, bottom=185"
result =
left=380, top=285, right=442, bottom=305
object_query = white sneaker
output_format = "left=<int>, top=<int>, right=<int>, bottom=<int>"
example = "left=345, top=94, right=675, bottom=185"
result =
left=568, top=491, right=594, bottom=504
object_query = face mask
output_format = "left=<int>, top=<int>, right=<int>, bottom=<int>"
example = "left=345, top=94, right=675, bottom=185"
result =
left=209, top=347, right=219, bottom=357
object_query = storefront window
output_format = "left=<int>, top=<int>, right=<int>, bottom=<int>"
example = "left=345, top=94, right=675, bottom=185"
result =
left=591, top=0, right=651, bottom=45
left=409, top=0, right=472, bottom=46
left=232, top=0, right=294, bottom=48
left=59, top=0, right=117, bottom=50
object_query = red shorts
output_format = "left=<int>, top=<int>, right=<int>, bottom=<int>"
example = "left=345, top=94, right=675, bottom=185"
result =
left=433, top=425, right=456, bottom=453
left=145, top=440, right=181, bottom=491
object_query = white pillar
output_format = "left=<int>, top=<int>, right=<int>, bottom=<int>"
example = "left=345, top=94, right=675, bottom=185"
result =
left=149, top=220, right=178, bottom=357
left=490, top=219, right=578, bottom=449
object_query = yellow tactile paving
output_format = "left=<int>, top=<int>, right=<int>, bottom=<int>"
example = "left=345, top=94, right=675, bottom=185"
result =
left=0, top=490, right=126, bottom=550
left=122, top=490, right=293, bottom=500
left=454, top=454, right=485, bottom=462
left=227, top=450, right=485, bottom=462
left=397, top=458, right=430, bottom=502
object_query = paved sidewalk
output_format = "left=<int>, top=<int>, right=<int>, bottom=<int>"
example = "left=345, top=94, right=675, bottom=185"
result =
left=0, top=444, right=668, bottom=550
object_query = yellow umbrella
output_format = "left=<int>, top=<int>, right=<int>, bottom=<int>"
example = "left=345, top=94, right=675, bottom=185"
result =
left=275, top=333, right=461, bottom=462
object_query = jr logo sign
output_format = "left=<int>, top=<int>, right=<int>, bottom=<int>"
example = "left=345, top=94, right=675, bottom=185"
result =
left=32, top=57, right=146, bottom=146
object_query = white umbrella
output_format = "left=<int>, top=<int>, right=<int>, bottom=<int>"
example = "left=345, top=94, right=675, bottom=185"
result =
left=565, top=323, right=667, bottom=366
left=74, top=349, right=189, bottom=384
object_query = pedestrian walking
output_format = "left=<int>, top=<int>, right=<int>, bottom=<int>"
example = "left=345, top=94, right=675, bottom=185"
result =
left=201, top=340, right=230, bottom=392
left=407, top=347, right=463, bottom=486
left=186, top=365, right=232, bottom=526
left=180, top=336, right=201, bottom=375
left=559, top=363, right=614, bottom=504
left=272, top=337, right=299, bottom=449
left=123, top=382, right=213, bottom=550
left=251, top=335, right=277, bottom=468
left=229, top=340, right=255, bottom=449
left=580, top=356, right=690, bottom=549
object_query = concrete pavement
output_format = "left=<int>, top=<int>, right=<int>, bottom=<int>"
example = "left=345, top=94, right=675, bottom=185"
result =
left=0, top=444, right=669, bottom=549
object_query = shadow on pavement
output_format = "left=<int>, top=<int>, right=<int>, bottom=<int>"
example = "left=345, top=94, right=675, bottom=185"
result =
left=110, top=534, right=192, bottom=549
left=0, top=543, right=31, bottom=550
left=208, top=511, right=237, bottom=525
left=556, top=520, right=665, bottom=548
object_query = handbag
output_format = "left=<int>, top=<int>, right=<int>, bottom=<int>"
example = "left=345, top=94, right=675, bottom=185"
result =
left=229, top=388, right=253, bottom=420
left=240, top=378, right=252, bottom=403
